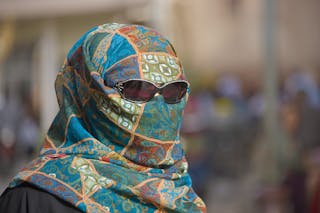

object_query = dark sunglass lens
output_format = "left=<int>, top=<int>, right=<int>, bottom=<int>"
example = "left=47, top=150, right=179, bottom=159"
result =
left=122, top=81, right=156, bottom=101
left=162, top=82, right=188, bottom=104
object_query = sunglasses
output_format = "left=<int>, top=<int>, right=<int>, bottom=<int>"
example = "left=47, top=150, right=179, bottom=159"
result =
left=114, top=79, right=189, bottom=104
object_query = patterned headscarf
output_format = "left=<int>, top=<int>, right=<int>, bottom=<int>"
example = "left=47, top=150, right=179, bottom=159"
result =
left=10, top=23, right=206, bottom=213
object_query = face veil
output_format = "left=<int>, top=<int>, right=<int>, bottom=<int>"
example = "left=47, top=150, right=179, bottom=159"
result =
left=10, top=23, right=206, bottom=213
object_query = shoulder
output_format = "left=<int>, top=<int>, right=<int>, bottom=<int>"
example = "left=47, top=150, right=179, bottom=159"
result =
left=0, top=182, right=81, bottom=213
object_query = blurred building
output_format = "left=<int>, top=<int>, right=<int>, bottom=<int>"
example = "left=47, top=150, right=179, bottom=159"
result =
left=0, top=0, right=152, bottom=131
left=1, top=1, right=320, bottom=212
left=1, top=0, right=320, bottom=131
left=170, top=0, right=320, bottom=74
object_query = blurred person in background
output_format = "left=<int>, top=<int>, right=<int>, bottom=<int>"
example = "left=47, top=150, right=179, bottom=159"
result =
left=0, top=87, right=22, bottom=173
left=281, top=100, right=307, bottom=213
left=279, top=69, right=320, bottom=213
left=17, top=102, right=40, bottom=159
left=208, top=73, right=259, bottom=177
left=0, top=23, right=206, bottom=213
left=181, top=87, right=215, bottom=201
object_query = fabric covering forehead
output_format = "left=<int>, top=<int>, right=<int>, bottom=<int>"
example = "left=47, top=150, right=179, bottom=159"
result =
left=81, top=23, right=185, bottom=86
left=9, top=23, right=206, bottom=213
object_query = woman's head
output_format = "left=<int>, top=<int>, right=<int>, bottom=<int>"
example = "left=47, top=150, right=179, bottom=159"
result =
left=11, top=23, right=206, bottom=213
left=49, top=23, right=189, bottom=167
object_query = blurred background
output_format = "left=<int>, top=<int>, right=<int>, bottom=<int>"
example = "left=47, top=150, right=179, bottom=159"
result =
left=0, top=0, right=320, bottom=212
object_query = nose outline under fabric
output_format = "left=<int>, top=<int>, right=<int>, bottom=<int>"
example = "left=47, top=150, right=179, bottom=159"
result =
left=149, top=92, right=166, bottom=103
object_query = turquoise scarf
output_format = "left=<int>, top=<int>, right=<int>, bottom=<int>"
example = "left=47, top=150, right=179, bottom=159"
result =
left=10, top=23, right=206, bottom=213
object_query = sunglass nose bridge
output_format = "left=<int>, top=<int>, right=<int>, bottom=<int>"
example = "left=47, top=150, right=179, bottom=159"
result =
left=154, top=85, right=165, bottom=97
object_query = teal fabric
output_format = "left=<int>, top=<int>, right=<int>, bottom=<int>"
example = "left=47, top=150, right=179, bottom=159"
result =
left=9, top=23, right=206, bottom=213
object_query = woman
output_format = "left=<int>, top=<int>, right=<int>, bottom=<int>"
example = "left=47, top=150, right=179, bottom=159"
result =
left=0, top=23, right=206, bottom=213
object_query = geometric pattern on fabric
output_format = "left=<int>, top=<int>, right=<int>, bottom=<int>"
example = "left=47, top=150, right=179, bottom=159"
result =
left=133, top=94, right=187, bottom=141
left=103, top=56, right=141, bottom=87
left=118, top=25, right=176, bottom=56
left=100, top=33, right=137, bottom=78
left=92, top=92, right=143, bottom=131
left=141, top=53, right=182, bottom=83
left=9, top=23, right=207, bottom=213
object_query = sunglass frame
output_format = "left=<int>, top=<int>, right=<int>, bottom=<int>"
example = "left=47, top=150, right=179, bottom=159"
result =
left=114, top=79, right=190, bottom=104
